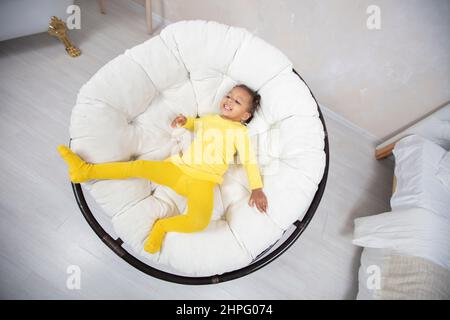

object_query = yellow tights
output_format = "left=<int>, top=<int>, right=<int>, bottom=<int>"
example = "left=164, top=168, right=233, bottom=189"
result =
left=57, top=145, right=216, bottom=254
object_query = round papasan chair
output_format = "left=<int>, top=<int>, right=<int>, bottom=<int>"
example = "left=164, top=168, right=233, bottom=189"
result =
left=68, top=20, right=329, bottom=284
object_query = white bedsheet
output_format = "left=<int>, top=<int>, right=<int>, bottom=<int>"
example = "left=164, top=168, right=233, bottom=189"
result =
left=353, top=207, right=450, bottom=271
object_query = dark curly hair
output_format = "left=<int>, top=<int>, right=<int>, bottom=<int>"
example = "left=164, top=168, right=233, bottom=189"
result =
left=233, top=84, right=261, bottom=125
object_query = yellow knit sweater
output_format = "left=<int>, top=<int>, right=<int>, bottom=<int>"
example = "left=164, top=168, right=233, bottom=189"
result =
left=167, top=114, right=263, bottom=190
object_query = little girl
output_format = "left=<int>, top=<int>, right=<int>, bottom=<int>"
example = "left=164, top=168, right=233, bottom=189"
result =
left=57, top=84, right=268, bottom=254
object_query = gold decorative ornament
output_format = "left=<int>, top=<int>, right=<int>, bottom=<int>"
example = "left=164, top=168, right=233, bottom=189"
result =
left=48, top=16, right=81, bottom=57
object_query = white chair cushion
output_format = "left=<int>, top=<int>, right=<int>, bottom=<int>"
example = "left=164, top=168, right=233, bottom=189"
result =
left=70, top=20, right=326, bottom=276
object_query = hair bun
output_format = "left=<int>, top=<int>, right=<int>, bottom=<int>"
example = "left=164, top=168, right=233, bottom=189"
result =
left=254, top=93, right=261, bottom=106
left=233, top=84, right=261, bottom=124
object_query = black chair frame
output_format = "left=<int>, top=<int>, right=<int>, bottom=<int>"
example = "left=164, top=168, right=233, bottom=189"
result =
left=70, top=68, right=329, bottom=285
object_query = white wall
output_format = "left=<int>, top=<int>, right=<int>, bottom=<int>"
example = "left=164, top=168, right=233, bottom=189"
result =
left=139, top=0, right=450, bottom=140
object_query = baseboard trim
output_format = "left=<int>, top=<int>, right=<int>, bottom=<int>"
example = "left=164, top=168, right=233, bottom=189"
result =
left=318, top=103, right=381, bottom=145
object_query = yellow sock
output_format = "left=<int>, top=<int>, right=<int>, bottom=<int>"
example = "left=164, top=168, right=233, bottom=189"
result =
left=57, top=145, right=92, bottom=183
left=144, top=220, right=165, bottom=254
left=143, top=239, right=161, bottom=254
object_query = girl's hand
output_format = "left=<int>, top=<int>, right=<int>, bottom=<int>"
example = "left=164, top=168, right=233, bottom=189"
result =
left=171, top=114, right=187, bottom=128
left=248, top=188, right=268, bottom=213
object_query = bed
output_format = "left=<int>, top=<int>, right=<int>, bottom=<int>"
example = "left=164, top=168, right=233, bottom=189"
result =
left=353, top=103, right=450, bottom=299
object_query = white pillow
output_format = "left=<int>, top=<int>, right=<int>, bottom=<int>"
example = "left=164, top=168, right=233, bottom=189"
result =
left=391, top=135, right=450, bottom=219
left=352, top=207, right=450, bottom=270
left=436, top=151, right=450, bottom=189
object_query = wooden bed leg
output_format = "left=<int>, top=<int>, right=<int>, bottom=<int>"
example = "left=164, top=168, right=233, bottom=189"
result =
left=98, top=0, right=106, bottom=14
left=375, top=142, right=396, bottom=160
left=146, top=0, right=153, bottom=34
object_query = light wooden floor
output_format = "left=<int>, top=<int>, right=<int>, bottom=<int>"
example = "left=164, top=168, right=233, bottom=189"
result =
left=0, top=0, right=394, bottom=299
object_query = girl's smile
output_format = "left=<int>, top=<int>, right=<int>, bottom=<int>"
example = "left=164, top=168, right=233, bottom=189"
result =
left=220, top=87, right=252, bottom=123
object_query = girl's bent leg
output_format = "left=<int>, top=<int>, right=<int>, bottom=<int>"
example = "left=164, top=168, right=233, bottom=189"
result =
left=144, top=178, right=216, bottom=254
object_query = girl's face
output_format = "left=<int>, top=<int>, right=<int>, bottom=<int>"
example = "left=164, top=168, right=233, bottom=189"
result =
left=220, top=87, right=252, bottom=123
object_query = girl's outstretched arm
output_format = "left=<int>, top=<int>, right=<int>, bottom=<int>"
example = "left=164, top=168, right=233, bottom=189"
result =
left=249, top=188, right=268, bottom=213
left=235, top=127, right=263, bottom=190
left=235, top=127, right=267, bottom=213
